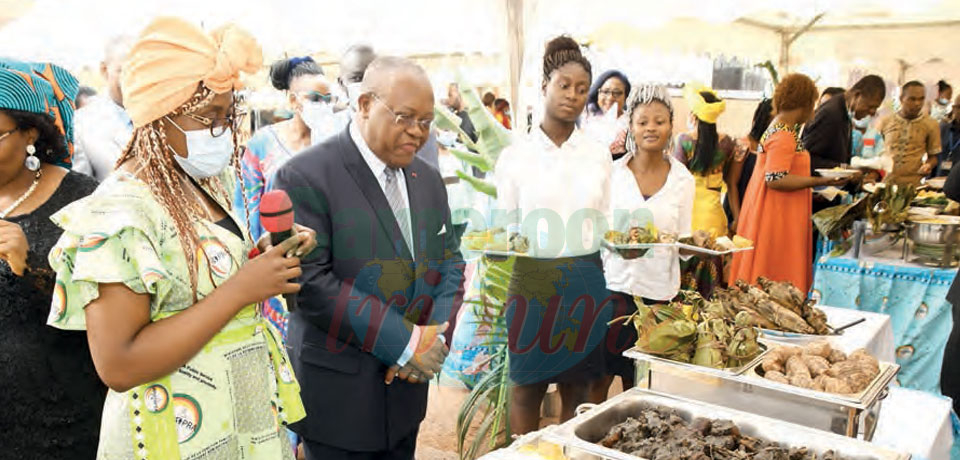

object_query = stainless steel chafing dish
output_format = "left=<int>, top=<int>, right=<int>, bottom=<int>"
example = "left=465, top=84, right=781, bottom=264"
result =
left=543, top=389, right=909, bottom=460
left=624, top=345, right=899, bottom=440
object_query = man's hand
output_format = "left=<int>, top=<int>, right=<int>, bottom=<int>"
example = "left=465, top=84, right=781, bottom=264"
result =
left=919, top=162, right=935, bottom=176
left=257, top=223, right=318, bottom=257
left=385, top=322, right=450, bottom=384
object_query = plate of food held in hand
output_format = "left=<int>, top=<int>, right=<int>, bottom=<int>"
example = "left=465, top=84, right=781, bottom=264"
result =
left=481, top=232, right=530, bottom=259
left=713, top=278, right=842, bottom=341
left=677, top=230, right=753, bottom=255
left=815, top=167, right=860, bottom=179
left=601, top=224, right=676, bottom=259
left=753, top=342, right=897, bottom=401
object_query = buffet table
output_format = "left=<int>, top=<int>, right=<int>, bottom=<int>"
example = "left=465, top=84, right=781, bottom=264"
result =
left=479, top=301, right=955, bottom=460
left=812, top=244, right=955, bottom=394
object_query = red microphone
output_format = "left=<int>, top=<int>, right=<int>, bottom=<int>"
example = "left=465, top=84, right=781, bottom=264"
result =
left=260, top=190, right=297, bottom=312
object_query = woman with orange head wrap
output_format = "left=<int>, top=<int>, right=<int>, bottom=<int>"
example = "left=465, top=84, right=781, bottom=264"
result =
left=47, top=17, right=316, bottom=459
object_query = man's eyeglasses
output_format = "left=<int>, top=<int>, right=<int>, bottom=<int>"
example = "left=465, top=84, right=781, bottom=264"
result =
left=298, top=91, right=334, bottom=104
left=184, top=108, right=246, bottom=138
left=372, top=94, right=433, bottom=132
left=599, top=89, right=625, bottom=98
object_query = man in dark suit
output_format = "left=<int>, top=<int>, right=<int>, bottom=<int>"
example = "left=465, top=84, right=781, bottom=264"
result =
left=275, top=57, right=465, bottom=460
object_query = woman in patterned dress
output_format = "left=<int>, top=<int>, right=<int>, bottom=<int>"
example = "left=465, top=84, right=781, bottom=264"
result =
left=236, top=56, right=335, bottom=336
left=731, top=74, right=847, bottom=292
left=48, top=17, right=316, bottom=459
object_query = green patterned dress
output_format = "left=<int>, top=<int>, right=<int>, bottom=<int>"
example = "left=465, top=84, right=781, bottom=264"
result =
left=47, top=171, right=305, bottom=460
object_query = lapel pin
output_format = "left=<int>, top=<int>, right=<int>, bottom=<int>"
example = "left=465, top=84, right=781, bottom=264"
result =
left=411, top=172, right=418, bottom=179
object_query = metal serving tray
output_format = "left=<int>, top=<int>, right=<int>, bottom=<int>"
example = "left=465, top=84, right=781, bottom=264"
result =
left=622, top=343, right=769, bottom=377
left=744, top=350, right=900, bottom=408
left=629, top=345, right=899, bottom=439
left=543, top=389, right=909, bottom=460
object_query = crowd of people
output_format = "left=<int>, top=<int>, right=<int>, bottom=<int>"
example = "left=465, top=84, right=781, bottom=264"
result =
left=1, top=13, right=959, bottom=460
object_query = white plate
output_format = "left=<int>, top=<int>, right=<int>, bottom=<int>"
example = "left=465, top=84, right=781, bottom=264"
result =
left=926, top=177, right=946, bottom=189
left=481, top=249, right=527, bottom=259
left=676, top=242, right=754, bottom=256
left=815, top=168, right=859, bottom=178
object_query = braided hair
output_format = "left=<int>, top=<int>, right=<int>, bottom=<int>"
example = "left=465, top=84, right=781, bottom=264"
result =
left=542, top=36, right=592, bottom=86
left=624, top=83, right=673, bottom=155
left=115, top=85, right=248, bottom=300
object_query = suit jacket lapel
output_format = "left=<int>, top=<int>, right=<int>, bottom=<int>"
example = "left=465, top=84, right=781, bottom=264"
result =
left=339, top=129, right=414, bottom=261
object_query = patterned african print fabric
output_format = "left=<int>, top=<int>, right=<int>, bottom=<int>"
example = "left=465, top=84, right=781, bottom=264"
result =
left=48, top=169, right=303, bottom=460
left=0, top=58, right=79, bottom=166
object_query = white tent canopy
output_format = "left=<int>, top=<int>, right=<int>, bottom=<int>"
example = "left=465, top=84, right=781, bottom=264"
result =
left=2, top=0, right=958, bottom=133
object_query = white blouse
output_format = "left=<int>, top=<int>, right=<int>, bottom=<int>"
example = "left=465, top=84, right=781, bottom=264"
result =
left=494, top=127, right=612, bottom=258
left=602, top=154, right=695, bottom=301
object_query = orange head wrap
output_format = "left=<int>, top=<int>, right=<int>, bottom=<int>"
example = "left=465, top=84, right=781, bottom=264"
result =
left=121, top=17, right=262, bottom=128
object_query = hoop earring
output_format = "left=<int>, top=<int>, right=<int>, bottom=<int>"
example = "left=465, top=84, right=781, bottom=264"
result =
left=24, top=144, right=40, bottom=171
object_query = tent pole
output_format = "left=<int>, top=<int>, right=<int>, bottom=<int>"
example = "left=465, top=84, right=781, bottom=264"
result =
left=780, top=13, right=826, bottom=75
left=505, top=0, right=525, bottom=128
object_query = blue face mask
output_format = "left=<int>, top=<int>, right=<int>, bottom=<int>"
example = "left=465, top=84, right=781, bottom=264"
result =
left=939, top=98, right=950, bottom=106
left=853, top=114, right=871, bottom=130
left=166, top=117, right=234, bottom=179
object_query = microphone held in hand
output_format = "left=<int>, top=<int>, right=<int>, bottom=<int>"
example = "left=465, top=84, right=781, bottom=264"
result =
left=260, top=190, right=298, bottom=312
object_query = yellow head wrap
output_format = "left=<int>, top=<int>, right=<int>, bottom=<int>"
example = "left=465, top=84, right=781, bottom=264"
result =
left=121, top=17, right=263, bottom=128
left=684, top=82, right=726, bottom=124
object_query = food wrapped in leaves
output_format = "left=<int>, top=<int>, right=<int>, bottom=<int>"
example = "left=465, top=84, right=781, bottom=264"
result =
left=692, top=321, right=727, bottom=369
left=638, top=319, right=697, bottom=360
left=867, top=183, right=917, bottom=230
left=812, top=196, right=868, bottom=242
left=757, top=277, right=806, bottom=315
left=630, top=290, right=762, bottom=368
left=726, top=313, right=763, bottom=367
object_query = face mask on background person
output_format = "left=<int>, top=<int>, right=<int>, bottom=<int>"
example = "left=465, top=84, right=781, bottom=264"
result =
left=166, top=117, right=234, bottom=179
left=345, top=82, right=362, bottom=110
left=853, top=114, right=871, bottom=130
left=301, top=101, right=337, bottom=145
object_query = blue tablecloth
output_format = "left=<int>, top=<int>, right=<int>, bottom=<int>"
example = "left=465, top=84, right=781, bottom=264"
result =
left=812, top=255, right=955, bottom=394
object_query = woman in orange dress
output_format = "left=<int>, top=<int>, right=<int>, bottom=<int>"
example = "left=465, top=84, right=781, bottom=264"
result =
left=731, top=74, right=847, bottom=292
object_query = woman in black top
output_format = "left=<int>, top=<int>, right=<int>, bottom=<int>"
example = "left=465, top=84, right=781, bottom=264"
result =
left=0, top=60, right=104, bottom=458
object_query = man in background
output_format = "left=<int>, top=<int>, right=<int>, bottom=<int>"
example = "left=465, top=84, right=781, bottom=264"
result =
left=818, top=87, right=845, bottom=108
left=803, top=75, right=886, bottom=175
left=880, top=81, right=941, bottom=185
left=445, top=82, right=477, bottom=143
left=72, top=36, right=133, bottom=180
left=75, top=86, right=97, bottom=110
left=937, top=94, right=960, bottom=177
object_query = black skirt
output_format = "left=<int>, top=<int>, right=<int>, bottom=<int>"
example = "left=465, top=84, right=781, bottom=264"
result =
left=602, top=291, right=641, bottom=379
left=506, top=252, right=612, bottom=385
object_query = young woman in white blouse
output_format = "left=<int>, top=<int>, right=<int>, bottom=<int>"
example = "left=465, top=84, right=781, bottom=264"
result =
left=591, top=83, right=696, bottom=401
left=495, top=36, right=613, bottom=434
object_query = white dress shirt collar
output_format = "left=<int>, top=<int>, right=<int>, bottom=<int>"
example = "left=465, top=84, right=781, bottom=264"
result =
left=347, top=120, right=413, bottom=250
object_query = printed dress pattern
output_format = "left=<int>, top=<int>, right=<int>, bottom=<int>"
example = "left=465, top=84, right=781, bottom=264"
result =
left=48, top=170, right=305, bottom=460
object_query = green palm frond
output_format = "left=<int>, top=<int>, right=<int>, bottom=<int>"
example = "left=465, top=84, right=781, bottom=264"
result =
left=456, top=255, right=515, bottom=459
